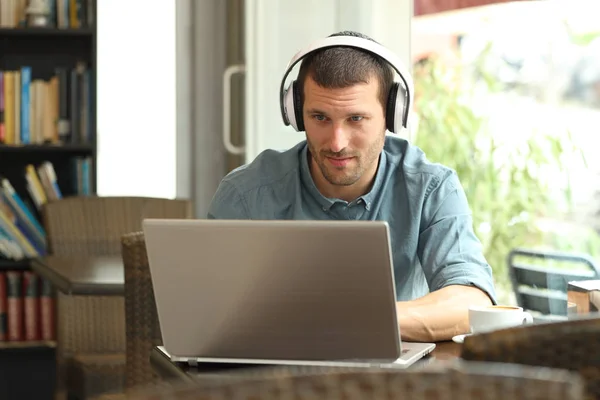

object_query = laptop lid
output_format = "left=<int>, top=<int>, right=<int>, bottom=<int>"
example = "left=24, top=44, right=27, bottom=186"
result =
left=143, top=219, right=401, bottom=362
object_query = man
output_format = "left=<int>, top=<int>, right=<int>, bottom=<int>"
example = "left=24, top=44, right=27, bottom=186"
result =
left=208, top=31, right=497, bottom=342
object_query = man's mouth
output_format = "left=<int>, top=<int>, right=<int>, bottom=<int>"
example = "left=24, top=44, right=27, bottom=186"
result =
left=325, top=156, right=354, bottom=167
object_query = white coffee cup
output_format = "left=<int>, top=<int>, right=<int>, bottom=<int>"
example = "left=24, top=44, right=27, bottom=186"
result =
left=469, top=305, right=533, bottom=334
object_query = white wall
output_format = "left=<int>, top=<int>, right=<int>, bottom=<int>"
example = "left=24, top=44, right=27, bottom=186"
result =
left=336, top=0, right=412, bottom=66
left=96, top=0, right=180, bottom=199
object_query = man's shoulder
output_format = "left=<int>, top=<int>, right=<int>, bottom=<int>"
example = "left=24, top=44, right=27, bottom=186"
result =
left=221, top=141, right=305, bottom=194
left=384, top=135, right=456, bottom=186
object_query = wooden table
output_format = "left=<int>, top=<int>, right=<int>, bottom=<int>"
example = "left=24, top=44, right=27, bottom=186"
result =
left=31, top=255, right=125, bottom=296
left=150, top=341, right=462, bottom=382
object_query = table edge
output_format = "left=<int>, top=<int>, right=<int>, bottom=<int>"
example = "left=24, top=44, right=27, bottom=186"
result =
left=70, top=282, right=124, bottom=296
left=31, top=258, right=125, bottom=296
left=31, top=258, right=73, bottom=295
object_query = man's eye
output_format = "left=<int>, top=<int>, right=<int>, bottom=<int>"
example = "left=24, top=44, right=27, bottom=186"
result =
left=313, top=115, right=327, bottom=122
left=350, top=116, right=363, bottom=122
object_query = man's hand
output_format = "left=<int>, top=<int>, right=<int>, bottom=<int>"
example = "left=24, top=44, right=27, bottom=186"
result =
left=395, top=285, right=492, bottom=342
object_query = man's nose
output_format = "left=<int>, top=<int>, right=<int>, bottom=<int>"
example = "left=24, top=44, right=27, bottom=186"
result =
left=328, top=123, right=349, bottom=153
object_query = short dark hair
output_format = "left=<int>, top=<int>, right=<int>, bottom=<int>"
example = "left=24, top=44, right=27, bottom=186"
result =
left=297, top=30, right=394, bottom=110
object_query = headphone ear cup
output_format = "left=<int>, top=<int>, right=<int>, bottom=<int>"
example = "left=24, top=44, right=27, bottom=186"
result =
left=292, top=81, right=305, bottom=132
left=395, top=84, right=408, bottom=133
left=386, top=83, right=400, bottom=133
left=283, top=80, right=299, bottom=131
left=386, top=83, right=408, bottom=134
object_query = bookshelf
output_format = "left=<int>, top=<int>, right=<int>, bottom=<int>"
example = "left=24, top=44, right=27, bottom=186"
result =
left=0, top=258, right=29, bottom=271
left=0, top=1, right=97, bottom=399
left=0, top=26, right=93, bottom=36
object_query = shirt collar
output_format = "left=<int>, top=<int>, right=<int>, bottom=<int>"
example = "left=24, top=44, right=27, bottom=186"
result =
left=299, top=143, right=387, bottom=212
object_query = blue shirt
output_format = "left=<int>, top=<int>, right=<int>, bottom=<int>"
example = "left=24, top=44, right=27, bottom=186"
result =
left=207, top=136, right=497, bottom=304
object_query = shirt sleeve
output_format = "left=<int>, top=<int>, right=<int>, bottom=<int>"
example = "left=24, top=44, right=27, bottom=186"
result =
left=417, top=171, right=498, bottom=304
left=206, top=180, right=250, bottom=219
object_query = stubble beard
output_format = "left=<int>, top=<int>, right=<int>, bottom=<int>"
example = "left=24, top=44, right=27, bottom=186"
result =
left=306, top=135, right=383, bottom=187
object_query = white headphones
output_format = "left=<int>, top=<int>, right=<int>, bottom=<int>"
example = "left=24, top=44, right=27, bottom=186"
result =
left=279, top=35, right=414, bottom=134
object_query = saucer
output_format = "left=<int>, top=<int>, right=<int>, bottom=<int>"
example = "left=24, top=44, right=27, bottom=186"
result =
left=452, top=334, right=472, bottom=344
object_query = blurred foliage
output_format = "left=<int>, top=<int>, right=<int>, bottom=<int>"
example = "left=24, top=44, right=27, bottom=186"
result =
left=411, top=55, right=595, bottom=299
left=566, top=30, right=600, bottom=46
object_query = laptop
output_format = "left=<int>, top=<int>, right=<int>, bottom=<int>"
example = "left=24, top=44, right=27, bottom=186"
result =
left=142, top=219, right=435, bottom=369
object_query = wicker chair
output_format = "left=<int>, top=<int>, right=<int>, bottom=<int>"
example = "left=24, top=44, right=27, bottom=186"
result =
left=90, top=361, right=585, bottom=400
left=461, top=313, right=600, bottom=400
left=42, top=196, right=193, bottom=399
left=121, top=231, right=163, bottom=391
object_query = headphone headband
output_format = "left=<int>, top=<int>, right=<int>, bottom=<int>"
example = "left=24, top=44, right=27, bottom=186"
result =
left=279, top=35, right=414, bottom=129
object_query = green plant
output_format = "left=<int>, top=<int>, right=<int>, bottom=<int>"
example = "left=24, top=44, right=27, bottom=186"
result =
left=411, top=56, right=589, bottom=301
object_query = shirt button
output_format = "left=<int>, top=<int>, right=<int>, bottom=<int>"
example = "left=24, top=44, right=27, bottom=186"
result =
left=322, top=207, right=327, bottom=212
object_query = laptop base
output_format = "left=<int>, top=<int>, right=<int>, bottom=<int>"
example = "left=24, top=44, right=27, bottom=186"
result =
left=159, top=342, right=435, bottom=370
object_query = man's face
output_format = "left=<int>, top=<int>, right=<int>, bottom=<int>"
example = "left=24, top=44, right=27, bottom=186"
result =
left=303, top=75, right=386, bottom=188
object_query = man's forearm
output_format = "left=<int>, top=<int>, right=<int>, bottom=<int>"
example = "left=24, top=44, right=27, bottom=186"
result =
left=396, top=285, right=492, bottom=342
